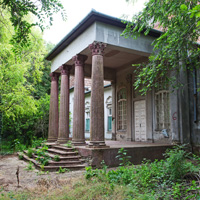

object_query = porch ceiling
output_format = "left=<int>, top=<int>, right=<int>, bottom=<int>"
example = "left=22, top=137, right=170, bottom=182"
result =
left=66, top=44, right=146, bottom=69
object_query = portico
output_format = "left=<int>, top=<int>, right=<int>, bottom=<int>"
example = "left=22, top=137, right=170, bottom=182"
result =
left=46, top=10, right=183, bottom=151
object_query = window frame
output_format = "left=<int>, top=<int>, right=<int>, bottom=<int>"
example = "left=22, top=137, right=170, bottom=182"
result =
left=155, top=89, right=170, bottom=131
left=117, top=88, right=127, bottom=131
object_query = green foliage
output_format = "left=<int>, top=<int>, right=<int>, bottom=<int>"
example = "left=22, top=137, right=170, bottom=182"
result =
left=0, top=9, right=52, bottom=152
left=116, top=148, right=131, bottom=166
left=85, top=145, right=200, bottom=199
left=64, top=140, right=73, bottom=148
left=18, top=152, right=23, bottom=160
left=25, top=161, right=34, bottom=171
left=53, top=155, right=60, bottom=162
left=0, top=0, right=66, bottom=47
left=31, top=137, right=46, bottom=149
left=85, top=166, right=100, bottom=180
left=13, top=139, right=26, bottom=152
left=56, top=167, right=67, bottom=174
left=123, top=0, right=200, bottom=94
left=163, top=145, right=195, bottom=181
left=27, top=148, right=34, bottom=158
left=35, top=145, right=51, bottom=166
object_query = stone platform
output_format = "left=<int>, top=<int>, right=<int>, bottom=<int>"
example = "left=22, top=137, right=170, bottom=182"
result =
left=75, top=141, right=173, bottom=167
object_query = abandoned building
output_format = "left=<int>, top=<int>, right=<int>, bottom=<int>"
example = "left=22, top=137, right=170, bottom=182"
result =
left=69, top=77, right=112, bottom=140
left=45, top=10, right=200, bottom=166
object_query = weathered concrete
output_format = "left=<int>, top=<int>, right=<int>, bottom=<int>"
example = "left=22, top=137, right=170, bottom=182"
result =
left=88, top=42, right=107, bottom=147
left=57, top=65, right=71, bottom=144
left=72, top=54, right=88, bottom=145
left=48, top=72, right=59, bottom=142
left=188, top=68, right=200, bottom=152
left=77, top=141, right=173, bottom=167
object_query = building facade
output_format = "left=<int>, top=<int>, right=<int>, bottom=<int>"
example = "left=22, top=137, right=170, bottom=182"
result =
left=46, top=10, right=200, bottom=151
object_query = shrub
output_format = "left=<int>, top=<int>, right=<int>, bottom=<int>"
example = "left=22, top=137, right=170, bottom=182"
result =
left=18, top=153, right=23, bottom=160
left=116, top=148, right=131, bottom=166
left=53, top=155, right=60, bottom=162
left=27, top=148, right=34, bottom=158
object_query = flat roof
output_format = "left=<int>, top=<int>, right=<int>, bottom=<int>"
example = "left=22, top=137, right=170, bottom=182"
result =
left=46, top=10, right=162, bottom=61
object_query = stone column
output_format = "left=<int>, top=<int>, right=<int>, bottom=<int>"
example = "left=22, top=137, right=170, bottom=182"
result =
left=72, top=54, right=88, bottom=145
left=48, top=72, right=60, bottom=142
left=57, top=65, right=71, bottom=144
left=89, top=42, right=108, bottom=147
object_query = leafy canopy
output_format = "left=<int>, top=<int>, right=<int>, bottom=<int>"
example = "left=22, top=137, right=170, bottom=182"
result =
left=0, top=9, right=52, bottom=145
left=123, top=0, right=200, bottom=94
left=0, top=0, right=66, bottom=47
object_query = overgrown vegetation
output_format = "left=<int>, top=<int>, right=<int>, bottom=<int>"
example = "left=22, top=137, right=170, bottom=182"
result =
left=123, top=0, right=200, bottom=94
left=0, top=7, right=54, bottom=154
left=35, top=145, right=51, bottom=166
left=83, top=145, right=200, bottom=199
left=1, top=145, right=200, bottom=199
left=0, top=0, right=66, bottom=48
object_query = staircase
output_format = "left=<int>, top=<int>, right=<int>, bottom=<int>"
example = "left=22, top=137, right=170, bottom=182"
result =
left=19, top=144, right=87, bottom=172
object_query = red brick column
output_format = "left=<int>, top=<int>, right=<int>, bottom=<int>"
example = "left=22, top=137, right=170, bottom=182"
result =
left=48, top=72, right=60, bottom=142
left=57, top=65, right=71, bottom=144
left=72, top=54, right=88, bottom=145
left=88, top=42, right=107, bottom=148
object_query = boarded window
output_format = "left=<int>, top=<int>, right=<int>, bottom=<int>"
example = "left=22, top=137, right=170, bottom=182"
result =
left=117, top=88, right=127, bottom=130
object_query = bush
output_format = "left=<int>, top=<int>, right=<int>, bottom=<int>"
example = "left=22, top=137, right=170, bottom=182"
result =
left=27, top=148, right=34, bottom=158
left=84, top=145, right=200, bottom=199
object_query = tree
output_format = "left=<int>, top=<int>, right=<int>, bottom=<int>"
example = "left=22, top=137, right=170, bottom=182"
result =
left=0, top=0, right=66, bottom=47
left=123, top=0, right=200, bottom=94
left=0, top=9, right=52, bottom=147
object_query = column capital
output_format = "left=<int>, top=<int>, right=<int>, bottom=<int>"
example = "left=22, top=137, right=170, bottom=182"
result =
left=59, top=65, right=72, bottom=75
left=72, top=54, right=88, bottom=66
left=89, top=42, right=106, bottom=56
left=50, top=72, right=60, bottom=82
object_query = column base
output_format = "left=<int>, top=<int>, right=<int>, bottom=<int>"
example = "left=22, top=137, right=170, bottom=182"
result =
left=47, top=137, right=57, bottom=143
left=57, top=138, right=69, bottom=144
left=88, top=141, right=110, bottom=148
left=72, top=139, right=86, bottom=146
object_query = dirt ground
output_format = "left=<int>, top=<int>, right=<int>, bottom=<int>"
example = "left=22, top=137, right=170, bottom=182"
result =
left=0, top=154, right=85, bottom=193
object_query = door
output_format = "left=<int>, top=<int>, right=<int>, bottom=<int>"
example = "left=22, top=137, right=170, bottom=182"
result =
left=134, top=100, right=146, bottom=141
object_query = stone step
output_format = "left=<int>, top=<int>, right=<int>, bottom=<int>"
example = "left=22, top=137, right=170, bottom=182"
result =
left=48, top=153, right=81, bottom=161
left=48, top=160, right=82, bottom=166
left=43, top=164, right=86, bottom=172
left=47, top=148, right=78, bottom=156
left=20, top=153, right=86, bottom=172
left=23, top=150, right=82, bottom=161
left=19, top=144, right=87, bottom=172
left=49, top=145, right=75, bottom=152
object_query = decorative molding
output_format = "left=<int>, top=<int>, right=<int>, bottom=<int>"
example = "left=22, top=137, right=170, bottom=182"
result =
left=72, top=54, right=88, bottom=66
left=85, top=101, right=90, bottom=112
left=59, top=64, right=71, bottom=75
left=89, top=42, right=106, bottom=56
left=50, top=72, right=60, bottom=82
left=106, top=96, right=112, bottom=107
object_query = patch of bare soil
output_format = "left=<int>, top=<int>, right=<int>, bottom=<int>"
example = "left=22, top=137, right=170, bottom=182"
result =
left=0, top=154, right=85, bottom=193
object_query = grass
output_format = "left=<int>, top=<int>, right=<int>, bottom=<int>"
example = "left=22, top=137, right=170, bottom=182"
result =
left=0, top=145, right=200, bottom=200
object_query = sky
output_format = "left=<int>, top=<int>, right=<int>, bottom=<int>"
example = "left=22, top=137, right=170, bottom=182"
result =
left=43, top=0, right=148, bottom=45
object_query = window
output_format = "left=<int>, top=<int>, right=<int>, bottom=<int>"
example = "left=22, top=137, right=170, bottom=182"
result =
left=117, top=88, right=127, bottom=130
left=108, top=107, right=112, bottom=131
left=106, top=96, right=112, bottom=132
left=85, top=112, right=90, bottom=131
left=85, top=102, right=90, bottom=132
left=155, top=90, right=170, bottom=130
